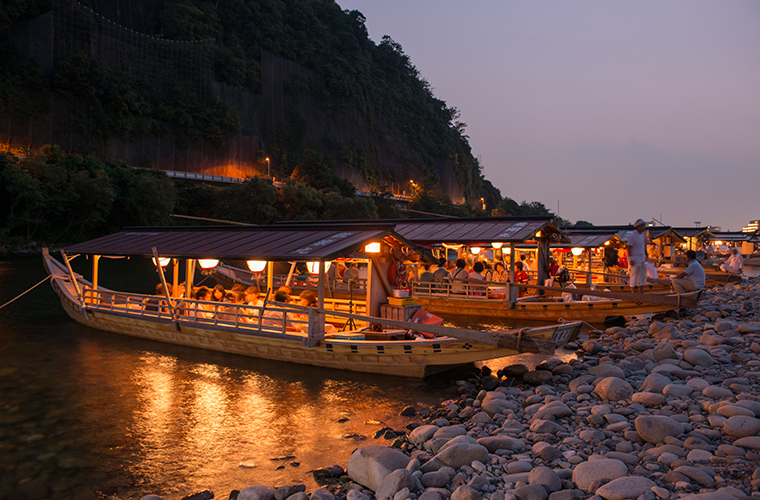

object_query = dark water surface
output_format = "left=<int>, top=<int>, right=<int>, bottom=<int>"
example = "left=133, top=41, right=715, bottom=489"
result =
left=0, top=256, right=458, bottom=500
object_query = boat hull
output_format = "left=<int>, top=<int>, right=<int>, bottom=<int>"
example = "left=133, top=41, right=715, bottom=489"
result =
left=45, top=253, right=573, bottom=378
left=412, top=295, right=679, bottom=323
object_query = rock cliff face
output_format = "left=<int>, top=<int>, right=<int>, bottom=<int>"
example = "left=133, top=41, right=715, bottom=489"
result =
left=2, top=0, right=470, bottom=202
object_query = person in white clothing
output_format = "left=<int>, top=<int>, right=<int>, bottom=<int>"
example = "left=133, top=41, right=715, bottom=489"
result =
left=627, top=219, right=649, bottom=293
left=720, top=247, right=743, bottom=274
left=672, top=250, right=706, bottom=293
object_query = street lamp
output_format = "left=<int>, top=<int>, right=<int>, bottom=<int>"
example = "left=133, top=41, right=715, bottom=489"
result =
left=480, top=197, right=486, bottom=211
left=265, top=157, right=270, bottom=179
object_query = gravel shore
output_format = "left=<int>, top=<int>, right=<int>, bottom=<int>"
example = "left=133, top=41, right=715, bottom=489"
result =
left=146, top=276, right=760, bottom=500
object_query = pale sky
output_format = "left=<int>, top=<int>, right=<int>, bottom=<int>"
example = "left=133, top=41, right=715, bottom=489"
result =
left=336, top=0, right=760, bottom=231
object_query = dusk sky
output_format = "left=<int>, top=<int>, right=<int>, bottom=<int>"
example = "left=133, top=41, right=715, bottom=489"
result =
left=337, top=0, right=760, bottom=231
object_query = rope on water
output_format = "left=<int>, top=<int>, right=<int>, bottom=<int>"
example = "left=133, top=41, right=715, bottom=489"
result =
left=0, top=275, right=52, bottom=311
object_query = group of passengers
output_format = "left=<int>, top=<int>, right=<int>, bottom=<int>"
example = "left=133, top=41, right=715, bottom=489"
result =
left=412, top=256, right=535, bottom=297
left=145, top=281, right=318, bottom=332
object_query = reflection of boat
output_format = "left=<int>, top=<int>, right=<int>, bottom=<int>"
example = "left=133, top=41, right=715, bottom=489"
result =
left=42, top=224, right=582, bottom=378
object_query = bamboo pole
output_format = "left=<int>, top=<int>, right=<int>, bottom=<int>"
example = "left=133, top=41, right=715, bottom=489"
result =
left=319, top=307, right=581, bottom=353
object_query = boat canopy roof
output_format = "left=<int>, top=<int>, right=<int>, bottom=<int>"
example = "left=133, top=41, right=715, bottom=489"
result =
left=392, top=216, right=568, bottom=245
left=276, top=216, right=569, bottom=245
left=562, top=230, right=621, bottom=248
left=513, top=229, right=620, bottom=249
left=670, top=227, right=715, bottom=239
left=63, top=224, right=407, bottom=261
left=647, top=227, right=687, bottom=244
left=709, top=231, right=753, bottom=242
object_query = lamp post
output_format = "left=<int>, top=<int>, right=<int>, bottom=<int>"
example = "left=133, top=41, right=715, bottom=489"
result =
left=265, top=157, right=270, bottom=179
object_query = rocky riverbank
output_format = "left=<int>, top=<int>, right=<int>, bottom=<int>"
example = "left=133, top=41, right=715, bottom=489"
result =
left=145, top=276, right=760, bottom=500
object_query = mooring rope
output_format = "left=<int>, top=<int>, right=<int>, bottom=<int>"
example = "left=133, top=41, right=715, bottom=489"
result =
left=0, top=275, right=52, bottom=311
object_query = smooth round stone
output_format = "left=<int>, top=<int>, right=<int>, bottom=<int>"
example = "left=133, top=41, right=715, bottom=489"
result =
left=663, top=384, right=694, bottom=397
left=594, top=476, right=656, bottom=500
left=631, top=392, right=666, bottom=407
left=571, top=458, right=627, bottom=493
left=528, top=466, right=561, bottom=493
left=708, top=414, right=727, bottom=427
left=702, top=386, right=734, bottom=399
left=686, top=378, right=710, bottom=391
left=588, top=364, right=625, bottom=379
left=512, top=484, right=548, bottom=500
left=738, top=323, right=760, bottom=333
left=653, top=342, right=678, bottom=362
left=686, top=449, right=713, bottom=462
left=657, top=452, right=679, bottom=465
left=634, top=415, right=684, bottom=444
left=716, top=405, right=755, bottom=418
left=507, top=460, right=534, bottom=473
left=723, top=415, right=760, bottom=438
left=736, top=400, right=760, bottom=416
left=683, top=348, right=715, bottom=367
left=640, top=373, right=671, bottom=393
left=678, top=494, right=741, bottom=500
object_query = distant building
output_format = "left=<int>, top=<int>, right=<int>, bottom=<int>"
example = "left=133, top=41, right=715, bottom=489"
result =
left=743, top=220, right=759, bottom=233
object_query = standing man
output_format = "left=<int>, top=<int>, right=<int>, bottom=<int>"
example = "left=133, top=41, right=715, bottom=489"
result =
left=627, top=219, right=649, bottom=294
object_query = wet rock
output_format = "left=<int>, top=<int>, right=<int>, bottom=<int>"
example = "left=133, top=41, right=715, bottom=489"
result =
left=400, top=406, right=417, bottom=416
left=409, top=425, right=439, bottom=444
left=524, top=370, right=553, bottom=385
left=309, top=488, right=334, bottom=500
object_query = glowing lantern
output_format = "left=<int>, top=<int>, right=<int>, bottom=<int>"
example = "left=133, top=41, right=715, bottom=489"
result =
left=471, top=247, right=481, bottom=255
left=571, top=248, right=583, bottom=256
left=504, top=247, right=512, bottom=255
left=306, top=261, right=332, bottom=274
left=364, top=242, right=381, bottom=253
left=491, top=242, right=503, bottom=249
left=152, top=257, right=170, bottom=267
left=198, top=259, right=219, bottom=269
left=246, top=260, right=267, bottom=273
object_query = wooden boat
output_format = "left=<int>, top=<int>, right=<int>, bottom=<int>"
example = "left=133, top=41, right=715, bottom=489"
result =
left=43, top=248, right=582, bottom=378
left=411, top=280, right=700, bottom=323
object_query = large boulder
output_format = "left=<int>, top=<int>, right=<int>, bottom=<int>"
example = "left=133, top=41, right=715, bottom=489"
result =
left=571, top=459, right=627, bottom=493
left=634, top=415, right=684, bottom=444
left=346, top=446, right=411, bottom=491
left=594, top=377, right=633, bottom=402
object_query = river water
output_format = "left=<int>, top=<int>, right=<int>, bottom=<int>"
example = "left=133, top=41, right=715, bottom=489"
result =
left=0, top=256, right=462, bottom=500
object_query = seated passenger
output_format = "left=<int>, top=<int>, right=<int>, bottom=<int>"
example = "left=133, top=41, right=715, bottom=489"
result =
left=672, top=250, right=706, bottom=293
left=450, top=259, right=469, bottom=294
left=145, top=283, right=170, bottom=313
left=468, top=262, right=487, bottom=296
left=720, top=247, right=743, bottom=274
left=211, top=284, right=226, bottom=302
left=193, top=287, right=215, bottom=320
left=432, top=258, right=451, bottom=282
left=261, top=291, right=298, bottom=330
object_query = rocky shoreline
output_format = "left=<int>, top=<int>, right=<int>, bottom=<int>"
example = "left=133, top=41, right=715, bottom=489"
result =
left=145, top=276, right=760, bottom=500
